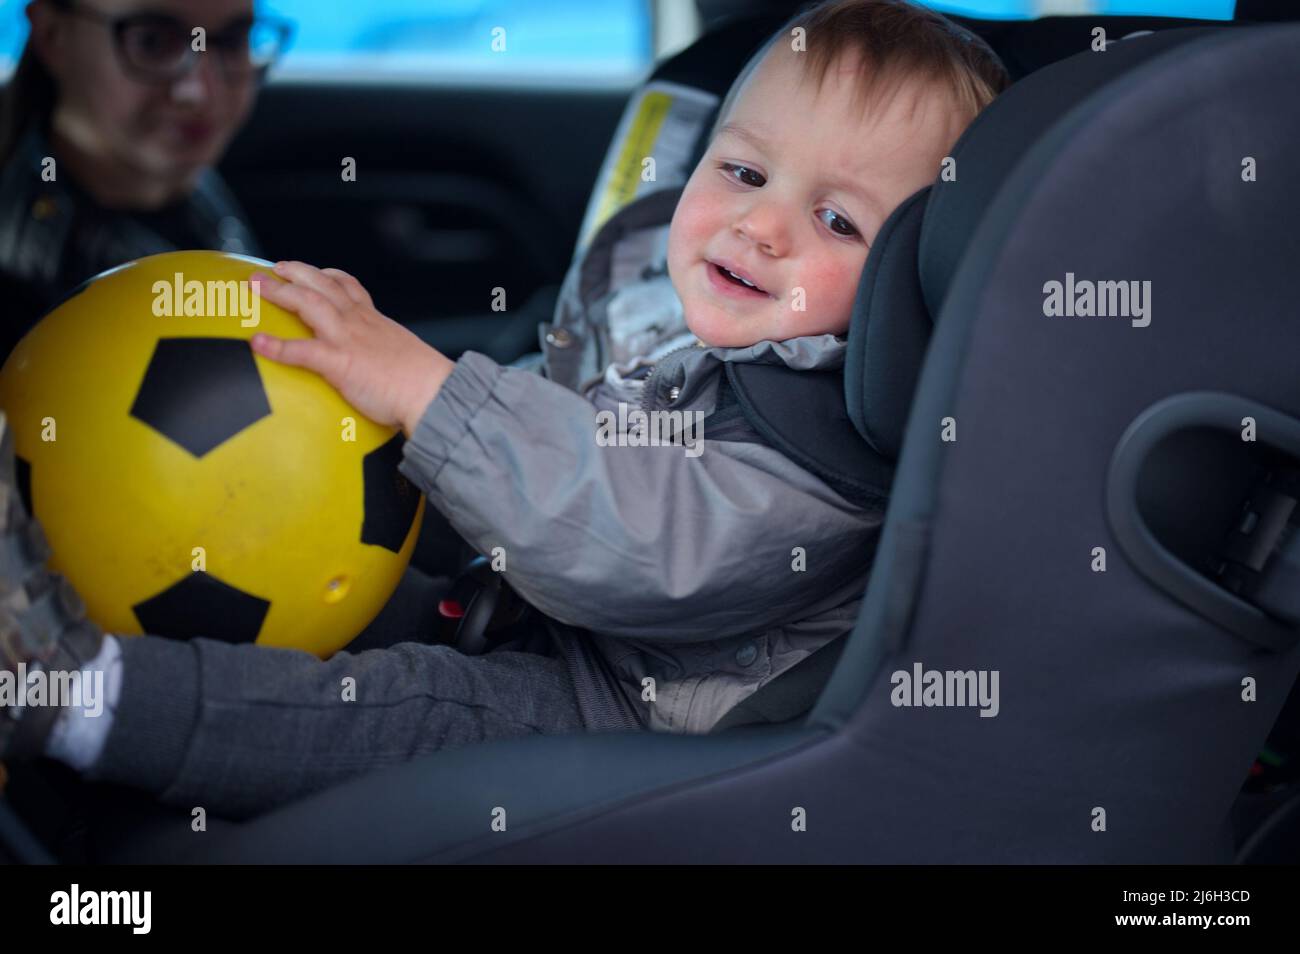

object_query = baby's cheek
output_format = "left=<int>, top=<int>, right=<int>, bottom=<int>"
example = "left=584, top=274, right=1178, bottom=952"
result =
left=669, top=188, right=724, bottom=288
left=675, top=187, right=727, bottom=247
left=798, top=258, right=857, bottom=325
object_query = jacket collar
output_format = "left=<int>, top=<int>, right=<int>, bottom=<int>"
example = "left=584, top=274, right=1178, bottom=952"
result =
left=639, top=333, right=847, bottom=416
left=708, top=333, right=847, bottom=370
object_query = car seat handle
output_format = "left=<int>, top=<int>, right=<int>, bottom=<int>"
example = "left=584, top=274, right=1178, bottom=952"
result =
left=1107, top=391, right=1300, bottom=652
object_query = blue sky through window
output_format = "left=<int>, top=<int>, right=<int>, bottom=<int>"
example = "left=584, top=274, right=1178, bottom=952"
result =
left=0, top=0, right=1239, bottom=78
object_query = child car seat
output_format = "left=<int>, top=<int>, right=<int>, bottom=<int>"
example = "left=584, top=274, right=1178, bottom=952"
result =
left=94, top=17, right=1299, bottom=864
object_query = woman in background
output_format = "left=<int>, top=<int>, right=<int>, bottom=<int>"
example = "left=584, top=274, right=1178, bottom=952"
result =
left=0, top=0, right=464, bottom=655
left=0, top=0, right=291, bottom=357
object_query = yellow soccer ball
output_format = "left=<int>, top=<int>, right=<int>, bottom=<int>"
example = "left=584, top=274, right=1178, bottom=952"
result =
left=0, top=250, right=424, bottom=656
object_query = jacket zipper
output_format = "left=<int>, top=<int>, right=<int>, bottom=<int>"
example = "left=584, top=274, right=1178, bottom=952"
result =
left=639, top=343, right=700, bottom=415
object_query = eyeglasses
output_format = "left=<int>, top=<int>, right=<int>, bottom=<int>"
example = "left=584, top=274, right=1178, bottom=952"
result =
left=51, top=0, right=294, bottom=83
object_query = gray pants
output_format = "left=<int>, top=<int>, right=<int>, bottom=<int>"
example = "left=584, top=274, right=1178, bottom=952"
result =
left=86, top=588, right=587, bottom=820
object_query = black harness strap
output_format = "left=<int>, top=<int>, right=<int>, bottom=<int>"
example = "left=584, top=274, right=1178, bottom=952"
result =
left=725, top=361, right=893, bottom=511
left=704, top=361, right=894, bottom=731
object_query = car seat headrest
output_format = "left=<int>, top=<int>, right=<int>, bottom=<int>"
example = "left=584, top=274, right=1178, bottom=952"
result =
left=845, top=26, right=1222, bottom=459
left=918, top=26, right=1219, bottom=317
left=845, top=186, right=931, bottom=460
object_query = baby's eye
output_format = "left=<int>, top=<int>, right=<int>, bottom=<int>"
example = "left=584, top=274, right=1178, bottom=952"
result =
left=719, top=162, right=765, bottom=188
left=818, top=208, right=860, bottom=239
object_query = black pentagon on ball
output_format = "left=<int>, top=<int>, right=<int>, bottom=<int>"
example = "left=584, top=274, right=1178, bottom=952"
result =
left=130, top=337, right=271, bottom=457
left=132, top=571, right=270, bottom=643
left=15, top=454, right=32, bottom=516
left=361, top=433, right=421, bottom=553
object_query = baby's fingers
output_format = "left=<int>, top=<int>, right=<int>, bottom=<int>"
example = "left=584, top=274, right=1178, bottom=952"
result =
left=251, top=272, right=342, bottom=338
left=320, top=268, right=373, bottom=308
left=250, top=333, right=342, bottom=381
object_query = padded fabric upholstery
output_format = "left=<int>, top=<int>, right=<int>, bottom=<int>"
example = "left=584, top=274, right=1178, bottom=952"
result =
left=918, top=26, right=1219, bottom=319
left=845, top=187, right=932, bottom=460
left=810, top=24, right=1300, bottom=862
left=844, top=29, right=1222, bottom=459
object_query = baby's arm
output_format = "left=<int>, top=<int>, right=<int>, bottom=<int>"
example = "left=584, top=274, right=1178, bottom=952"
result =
left=399, top=351, right=882, bottom=643
left=250, top=260, right=879, bottom=643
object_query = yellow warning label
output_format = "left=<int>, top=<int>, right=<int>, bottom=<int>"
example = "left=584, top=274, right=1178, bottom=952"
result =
left=584, top=91, right=672, bottom=247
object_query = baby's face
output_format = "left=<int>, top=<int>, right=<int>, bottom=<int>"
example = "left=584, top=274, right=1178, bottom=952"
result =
left=668, top=46, right=970, bottom=348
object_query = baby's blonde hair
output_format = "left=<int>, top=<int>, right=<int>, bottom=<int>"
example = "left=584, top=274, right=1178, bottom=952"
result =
left=714, top=0, right=1010, bottom=137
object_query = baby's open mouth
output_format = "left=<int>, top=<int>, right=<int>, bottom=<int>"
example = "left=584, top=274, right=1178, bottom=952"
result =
left=709, top=261, right=771, bottom=297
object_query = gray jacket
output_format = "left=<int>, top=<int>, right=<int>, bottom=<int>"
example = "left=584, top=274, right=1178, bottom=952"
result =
left=398, top=188, right=884, bottom=734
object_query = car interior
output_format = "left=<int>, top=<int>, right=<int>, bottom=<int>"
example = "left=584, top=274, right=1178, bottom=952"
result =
left=2, top=0, right=1299, bottom=864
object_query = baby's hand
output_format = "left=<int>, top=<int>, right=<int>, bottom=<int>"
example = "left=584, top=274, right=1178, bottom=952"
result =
left=249, top=261, right=454, bottom=436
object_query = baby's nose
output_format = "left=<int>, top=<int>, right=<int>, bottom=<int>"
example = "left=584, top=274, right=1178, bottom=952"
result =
left=734, top=207, right=789, bottom=256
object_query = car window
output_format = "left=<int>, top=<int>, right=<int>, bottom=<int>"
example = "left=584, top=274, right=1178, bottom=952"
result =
left=0, top=1, right=1242, bottom=83
left=266, top=0, right=653, bottom=84
left=0, top=0, right=27, bottom=76
left=920, top=0, right=1235, bottom=19
left=0, top=0, right=656, bottom=84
